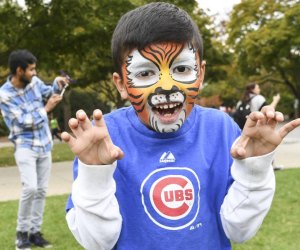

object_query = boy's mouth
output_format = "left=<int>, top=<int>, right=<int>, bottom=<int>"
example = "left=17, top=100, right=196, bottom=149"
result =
left=152, top=102, right=183, bottom=124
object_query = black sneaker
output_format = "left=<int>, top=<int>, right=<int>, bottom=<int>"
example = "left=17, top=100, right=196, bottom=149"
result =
left=29, top=232, right=52, bottom=248
left=15, top=231, right=31, bottom=250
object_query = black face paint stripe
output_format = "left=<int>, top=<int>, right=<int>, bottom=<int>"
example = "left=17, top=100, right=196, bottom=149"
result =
left=128, top=93, right=143, bottom=99
left=135, top=104, right=145, bottom=113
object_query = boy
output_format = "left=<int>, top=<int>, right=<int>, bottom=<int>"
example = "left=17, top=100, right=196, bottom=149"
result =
left=62, top=2, right=300, bottom=250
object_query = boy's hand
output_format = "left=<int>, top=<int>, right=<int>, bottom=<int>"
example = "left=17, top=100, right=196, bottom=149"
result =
left=231, top=105, right=300, bottom=159
left=61, top=109, right=124, bottom=165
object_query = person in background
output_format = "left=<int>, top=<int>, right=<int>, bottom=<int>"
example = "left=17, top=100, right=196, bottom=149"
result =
left=62, top=3, right=300, bottom=250
left=50, top=113, right=61, bottom=141
left=240, top=82, right=283, bottom=170
left=241, top=82, right=280, bottom=113
left=0, top=49, right=69, bottom=250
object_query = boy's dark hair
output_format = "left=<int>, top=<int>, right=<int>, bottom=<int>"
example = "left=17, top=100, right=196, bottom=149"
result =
left=8, top=49, right=37, bottom=75
left=111, top=2, right=203, bottom=76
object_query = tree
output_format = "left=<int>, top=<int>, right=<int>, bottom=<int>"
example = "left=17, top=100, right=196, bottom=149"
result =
left=0, top=0, right=232, bottom=115
left=227, top=0, right=300, bottom=117
left=0, top=0, right=135, bottom=129
left=0, top=1, right=27, bottom=79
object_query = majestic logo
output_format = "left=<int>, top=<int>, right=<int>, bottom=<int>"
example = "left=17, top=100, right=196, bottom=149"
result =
left=140, top=167, right=200, bottom=230
left=160, top=151, right=176, bottom=163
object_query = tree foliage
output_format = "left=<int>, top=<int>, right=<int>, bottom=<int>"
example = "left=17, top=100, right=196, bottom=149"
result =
left=227, top=0, right=300, bottom=116
left=0, top=0, right=233, bottom=133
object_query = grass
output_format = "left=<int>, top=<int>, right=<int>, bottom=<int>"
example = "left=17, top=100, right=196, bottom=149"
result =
left=0, top=142, right=75, bottom=167
left=232, top=168, right=300, bottom=250
left=0, top=169, right=299, bottom=249
left=0, top=195, right=82, bottom=250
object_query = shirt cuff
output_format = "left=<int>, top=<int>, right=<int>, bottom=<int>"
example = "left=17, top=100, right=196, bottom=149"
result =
left=74, top=160, right=117, bottom=197
left=52, top=79, right=61, bottom=93
left=231, top=150, right=275, bottom=189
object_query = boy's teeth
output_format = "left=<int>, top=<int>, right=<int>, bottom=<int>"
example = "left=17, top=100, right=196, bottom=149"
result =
left=157, top=103, right=179, bottom=109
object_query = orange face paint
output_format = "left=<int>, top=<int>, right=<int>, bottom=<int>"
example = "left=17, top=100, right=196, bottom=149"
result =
left=122, top=42, right=202, bottom=133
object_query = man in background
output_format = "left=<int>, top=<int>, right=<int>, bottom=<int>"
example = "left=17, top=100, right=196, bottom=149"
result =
left=0, top=49, right=68, bottom=250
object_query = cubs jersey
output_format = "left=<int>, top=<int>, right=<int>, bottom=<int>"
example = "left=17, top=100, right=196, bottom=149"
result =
left=66, top=105, right=241, bottom=249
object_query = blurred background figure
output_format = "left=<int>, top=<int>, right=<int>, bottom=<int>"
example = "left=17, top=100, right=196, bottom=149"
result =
left=0, top=49, right=67, bottom=250
left=50, top=113, right=62, bottom=141
left=234, top=82, right=281, bottom=129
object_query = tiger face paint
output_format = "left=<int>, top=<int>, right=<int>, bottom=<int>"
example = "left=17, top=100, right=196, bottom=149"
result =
left=121, top=42, right=204, bottom=133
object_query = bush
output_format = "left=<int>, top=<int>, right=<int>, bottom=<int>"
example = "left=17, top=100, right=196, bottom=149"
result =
left=0, top=114, right=9, bottom=137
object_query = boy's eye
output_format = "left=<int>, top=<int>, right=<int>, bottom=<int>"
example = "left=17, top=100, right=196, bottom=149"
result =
left=173, top=66, right=191, bottom=74
left=136, top=71, right=155, bottom=78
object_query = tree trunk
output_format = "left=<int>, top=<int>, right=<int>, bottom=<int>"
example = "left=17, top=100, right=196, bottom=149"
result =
left=62, top=90, right=72, bottom=132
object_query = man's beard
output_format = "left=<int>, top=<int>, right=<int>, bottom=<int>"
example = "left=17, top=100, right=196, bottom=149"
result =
left=20, top=75, right=31, bottom=87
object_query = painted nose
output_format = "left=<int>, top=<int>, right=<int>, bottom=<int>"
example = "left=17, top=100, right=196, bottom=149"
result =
left=158, top=67, right=176, bottom=91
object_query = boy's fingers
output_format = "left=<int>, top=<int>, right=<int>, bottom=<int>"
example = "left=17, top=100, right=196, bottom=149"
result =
left=266, top=112, right=283, bottom=128
left=76, top=110, right=92, bottom=131
left=112, top=146, right=124, bottom=160
left=61, top=131, right=77, bottom=149
left=279, top=118, right=300, bottom=139
left=230, top=145, right=247, bottom=159
left=244, top=111, right=264, bottom=128
left=68, top=118, right=83, bottom=136
left=93, top=109, right=106, bottom=128
left=260, top=105, right=275, bottom=116
left=230, top=136, right=250, bottom=159
left=61, top=131, right=70, bottom=142
left=274, top=111, right=284, bottom=122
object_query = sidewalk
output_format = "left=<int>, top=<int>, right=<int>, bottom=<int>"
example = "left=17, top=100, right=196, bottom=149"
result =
left=0, top=161, right=74, bottom=202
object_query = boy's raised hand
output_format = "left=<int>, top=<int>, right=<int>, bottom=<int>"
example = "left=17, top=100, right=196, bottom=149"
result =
left=61, top=109, right=124, bottom=165
left=231, top=105, right=300, bottom=159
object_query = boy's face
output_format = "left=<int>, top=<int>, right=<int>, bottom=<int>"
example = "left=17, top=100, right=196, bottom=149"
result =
left=114, top=42, right=205, bottom=133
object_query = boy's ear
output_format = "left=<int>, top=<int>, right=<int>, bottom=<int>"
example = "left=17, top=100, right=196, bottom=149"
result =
left=199, top=60, right=206, bottom=87
left=113, top=72, right=128, bottom=100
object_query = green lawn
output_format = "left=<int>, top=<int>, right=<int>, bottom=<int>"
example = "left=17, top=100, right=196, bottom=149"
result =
left=0, top=195, right=82, bottom=250
left=0, top=169, right=299, bottom=249
left=232, top=168, right=300, bottom=250
left=0, top=142, right=75, bottom=167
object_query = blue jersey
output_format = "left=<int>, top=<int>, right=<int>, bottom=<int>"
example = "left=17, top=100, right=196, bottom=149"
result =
left=67, top=105, right=241, bottom=249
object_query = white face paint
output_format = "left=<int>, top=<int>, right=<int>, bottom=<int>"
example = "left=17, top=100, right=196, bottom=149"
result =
left=170, top=48, right=198, bottom=83
left=126, top=50, right=160, bottom=87
left=122, top=42, right=202, bottom=133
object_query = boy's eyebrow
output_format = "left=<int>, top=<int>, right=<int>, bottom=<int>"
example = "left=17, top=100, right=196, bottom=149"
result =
left=128, top=61, right=157, bottom=68
left=172, top=58, right=195, bottom=64
left=172, top=53, right=196, bottom=64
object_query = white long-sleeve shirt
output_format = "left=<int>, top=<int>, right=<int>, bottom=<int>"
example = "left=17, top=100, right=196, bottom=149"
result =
left=66, top=106, right=275, bottom=250
left=66, top=152, right=275, bottom=249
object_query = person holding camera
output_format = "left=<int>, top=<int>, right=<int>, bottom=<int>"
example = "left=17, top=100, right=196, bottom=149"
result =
left=0, top=49, right=69, bottom=250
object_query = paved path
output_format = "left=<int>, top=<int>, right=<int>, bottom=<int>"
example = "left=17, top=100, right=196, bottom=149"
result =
left=0, top=161, right=74, bottom=202
left=273, top=121, right=300, bottom=168
left=0, top=123, right=300, bottom=202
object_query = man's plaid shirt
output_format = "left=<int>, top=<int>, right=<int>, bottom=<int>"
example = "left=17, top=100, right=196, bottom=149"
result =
left=0, top=76, right=60, bottom=153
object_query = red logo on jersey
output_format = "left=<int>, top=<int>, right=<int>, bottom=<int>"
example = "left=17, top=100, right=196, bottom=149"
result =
left=151, top=176, right=194, bottom=219
left=140, top=167, right=200, bottom=230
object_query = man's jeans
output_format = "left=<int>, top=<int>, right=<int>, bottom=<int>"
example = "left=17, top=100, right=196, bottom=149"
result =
left=14, top=148, right=52, bottom=233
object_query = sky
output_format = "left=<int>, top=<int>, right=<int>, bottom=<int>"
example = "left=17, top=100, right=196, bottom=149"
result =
left=197, top=0, right=241, bottom=20
left=16, top=0, right=241, bottom=18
